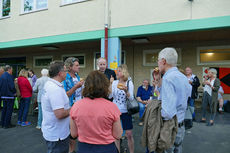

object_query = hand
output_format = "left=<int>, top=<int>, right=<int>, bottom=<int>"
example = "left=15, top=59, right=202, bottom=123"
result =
left=204, top=81, right=210, bottom=86
left=189, top=80, right=192, bottom=84
left=154, top=90, right=160, bottom=97
left=110, top=75, right=114, bottom=84
left=75, top=80, right=84, bottom=88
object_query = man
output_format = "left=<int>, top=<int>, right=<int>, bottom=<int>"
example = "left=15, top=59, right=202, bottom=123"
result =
left=62, top=57, right=84, bottom=153
left=41, top=61, right=70, bottom=153
left=0, top=65, right=16, bottom=129
left=158, top=48, right=191, bottom=153
left=97, top=57, right=117, bottom=82
left=185, top=67, right=200, bottom=120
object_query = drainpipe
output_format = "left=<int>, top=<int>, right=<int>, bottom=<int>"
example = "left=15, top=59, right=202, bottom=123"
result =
left=104, top=0, right=109, bottom=61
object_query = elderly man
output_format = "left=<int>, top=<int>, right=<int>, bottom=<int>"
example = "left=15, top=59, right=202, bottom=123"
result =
left=41, top=61, right=70, bottom=153
left=0, top=66, right=4, bottom=77
left=158, top=48, right=191, bottom=153
left=0, top=65, right=16, bottom=129
left=97, top=57, right=117, bottom=82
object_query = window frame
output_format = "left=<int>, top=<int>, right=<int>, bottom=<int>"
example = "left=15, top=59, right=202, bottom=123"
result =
left=197, top=45, right=230, bottom=65
left=0, top=0, right=11, bottom=18
left=62, top=53, right=86, bottom=68
left=21, top=0, right=48, bottom=14
left=61, top=0, right=88, bottom=6
left=143, top=48, right=182, bottom=66
left=33, top=55, right=53, bottom=68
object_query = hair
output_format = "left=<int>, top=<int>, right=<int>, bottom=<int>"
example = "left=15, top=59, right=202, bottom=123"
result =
left=143, top=79, right=149, bottom=85
left=41, top=69, right=49, bottom=76
left=209, top=68, right=217, bottom=78
left=4, top=65, right=12, bottom=72
left=158, top=47, right=178, bottom=66
left=19, top=69, right=28, bottom=78
left=64, top=57, right=79, bottom=72
left=118, top=64, right=129, bottom=81
left=97, top=57, right=107, bottom=65
left=49, top=61, right=64, bottom=78
left=28, top=69, right=35, bottom=75
left=179, top=68, right=186, bottom=75
left=82, top=70, right=110, bottom=99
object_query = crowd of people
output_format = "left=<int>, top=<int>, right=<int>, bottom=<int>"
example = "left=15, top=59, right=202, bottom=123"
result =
left=0, top=47, right=226, bottom=153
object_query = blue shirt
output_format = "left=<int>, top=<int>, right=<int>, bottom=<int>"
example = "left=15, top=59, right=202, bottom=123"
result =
left=160, top=67, right=191, bottom=123
left=62, top=73, right=80, bottom=106
left=136, top=85, right=153, bottom=101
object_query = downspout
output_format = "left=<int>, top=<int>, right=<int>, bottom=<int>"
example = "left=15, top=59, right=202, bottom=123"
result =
left=104, top=0, right=109, bottom=61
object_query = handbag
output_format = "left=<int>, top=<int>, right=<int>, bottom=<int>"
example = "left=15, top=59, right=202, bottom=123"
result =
left=126, top=80, right=139, bottom=115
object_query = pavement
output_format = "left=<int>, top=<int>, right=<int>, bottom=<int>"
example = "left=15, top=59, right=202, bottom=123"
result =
left=0, top=108, right=230, bottom=153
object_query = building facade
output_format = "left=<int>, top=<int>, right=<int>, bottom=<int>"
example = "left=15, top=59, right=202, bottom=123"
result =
left=1, top=0, right=230, bottom=98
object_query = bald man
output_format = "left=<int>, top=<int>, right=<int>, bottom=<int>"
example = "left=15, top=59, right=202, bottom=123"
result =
left=97, top=57, right=117, bottom=81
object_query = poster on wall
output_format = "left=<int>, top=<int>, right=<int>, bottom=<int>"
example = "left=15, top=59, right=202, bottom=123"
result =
left=202, top=67, right=230, bottom=94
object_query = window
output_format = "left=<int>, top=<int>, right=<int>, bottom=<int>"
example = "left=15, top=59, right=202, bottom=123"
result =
left=22, top=0, right=47, bottom=13
left=94, top=51, right=126, bottom=70
left=197, top=46, right=230, bottom=65
left=143, top=48, right=182, bottom=66
left=62, top=54, right=86, bottom=68
left=0, top=0, right=10, bottom=18
left=33, top=56, right=53, bottom=67
left=62, top=0, right=88, bottom=5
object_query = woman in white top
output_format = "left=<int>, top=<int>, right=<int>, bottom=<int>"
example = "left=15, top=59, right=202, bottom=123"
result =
left=110, top=64, right=134, bottom=153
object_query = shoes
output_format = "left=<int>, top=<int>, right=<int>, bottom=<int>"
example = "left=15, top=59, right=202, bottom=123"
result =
left=21, top=121, right=31, bottom=127
left=36, top=126, right=41, bottom=130
left=17, top=121, right=22, bottom=125
left=4, top=124, right=16, bottom=129
left=206, top=122, right=214, bottom=126
left=138, top=122, right=143, bottom=126
left=200, top=120, right=206, bottom=123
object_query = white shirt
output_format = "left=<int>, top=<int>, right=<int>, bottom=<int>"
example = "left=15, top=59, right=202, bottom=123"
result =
left=109, top=79, right=134, bottom=113
left=204, top=79, right=215, bottom=96
left=41, top=79, right=70, bottom=141
left=72, top=77, right=83, bottom=102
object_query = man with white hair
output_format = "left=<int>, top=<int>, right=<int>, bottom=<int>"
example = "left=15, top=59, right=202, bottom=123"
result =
left=158, top=48, right=191, bottom=153
left=33, top=69, right=49, bottom=129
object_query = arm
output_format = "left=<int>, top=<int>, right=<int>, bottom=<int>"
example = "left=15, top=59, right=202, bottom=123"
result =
left=66, top=81, right=84, bottom=97
left=127, top=81, right=134, bottom=100
left=54, top=108, right=70, bottom=119
left=212, top=79, right=220, bottom=92
left=112, top=119, right=123, bottom=140
left=70, top=118, right=78, bottom=138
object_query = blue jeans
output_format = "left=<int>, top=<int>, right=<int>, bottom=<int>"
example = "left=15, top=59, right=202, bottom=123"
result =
left=37, top=102, right=42, bottom=127
left=146, top=148, right=154, bottom=153
left=139, top=102, right=146, bottom=118
left=1, top=98, right=14, bottom=127
left=188, top=98, right=195, bottom=119
left=18, top=97, right=31, bottom=122
left=46, top=137, right=69, bottom=153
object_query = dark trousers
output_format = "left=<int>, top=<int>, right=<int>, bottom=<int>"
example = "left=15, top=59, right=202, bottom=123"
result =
left=1, top=98, right=15, bottom=127
left=18, top=97, right=31, bottom=122
left=77, top=142, right=118, bottom=153
left=46, top=137, right=69, bottom=153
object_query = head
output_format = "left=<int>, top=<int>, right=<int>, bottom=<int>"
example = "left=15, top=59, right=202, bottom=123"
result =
left=97, top=57, right=107, bottom=73
left=41, top=69, right=49, bottom=77
left=208, top=68, right=217, bottom=78
left=185, top=67, right=192, bottom=76
left=49, top=61, right=66, bottom=81
left=117, top=64, right=129, bottom=81
left=0, top=66, right=4, bottom=76
left=142, top=79, right=149, bottom=88
left=64, top=57, right=80, bottom=74
left=4, top=65, right=13, bottom=75
left=158, top=47, right=178, bottom=74
left=82, top=70, right=110, bottom=99
left=19, top=69, right=29, bottom=78
left=152, top=67, right=161, bottom=81
left=28, top=69, right=34, bottom=77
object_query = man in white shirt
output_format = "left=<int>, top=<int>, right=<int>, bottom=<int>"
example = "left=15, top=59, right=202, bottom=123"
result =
left=41, top=61, right=70, bottom=153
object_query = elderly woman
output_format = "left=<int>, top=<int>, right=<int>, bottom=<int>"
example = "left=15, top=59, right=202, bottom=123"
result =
left=33, top=69, right=49, bottom=129
left=109, top=64, right=135, bottom=153
left=17, top=69, right=33, bottom=126
left=201, top=68, right=220, bottom=126
left=70, top=71, right=122, bottom=153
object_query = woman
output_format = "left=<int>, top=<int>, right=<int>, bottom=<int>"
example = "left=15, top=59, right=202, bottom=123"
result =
left=110, top=64, right=135, bottom=153
left=17, top=69, right=33, bottom=126
left=70, top=71, right=122, bottom=153
left=33, top=69, right=49, bottom=129
left=201, top=68, right=220, bottom=126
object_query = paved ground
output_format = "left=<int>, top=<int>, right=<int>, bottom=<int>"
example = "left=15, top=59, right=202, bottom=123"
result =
left=0, top=108, right=230, bottom=153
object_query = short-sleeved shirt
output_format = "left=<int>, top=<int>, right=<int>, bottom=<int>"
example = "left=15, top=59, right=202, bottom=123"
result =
left=136, top=85, right=153, bottom=101
left=41, top=79, right=70, bottom=142
left=70, top=97, right=121, bottom=145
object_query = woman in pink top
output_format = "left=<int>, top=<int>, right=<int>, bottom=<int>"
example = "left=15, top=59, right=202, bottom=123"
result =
left=70, top=71, right=123, bottom=153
